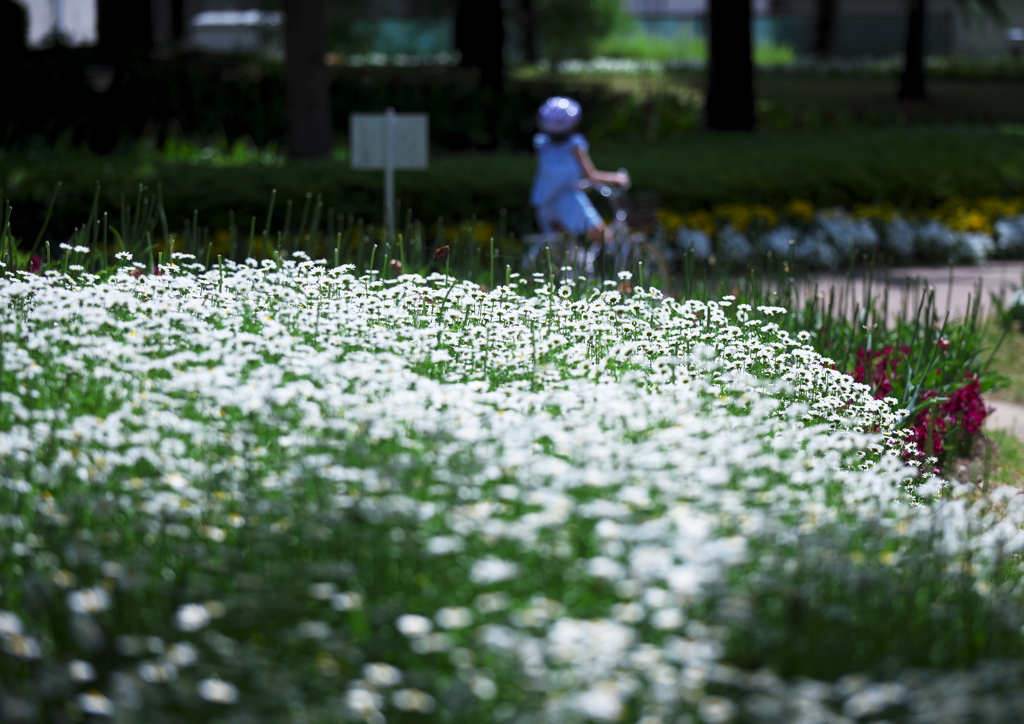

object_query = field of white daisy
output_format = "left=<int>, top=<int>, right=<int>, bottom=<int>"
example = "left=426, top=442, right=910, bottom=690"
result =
left=2, top=254, right=1024, bottom=723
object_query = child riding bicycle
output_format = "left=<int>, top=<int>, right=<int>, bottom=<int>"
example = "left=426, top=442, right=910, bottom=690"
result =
left=529, top=96, right=630, bottom=245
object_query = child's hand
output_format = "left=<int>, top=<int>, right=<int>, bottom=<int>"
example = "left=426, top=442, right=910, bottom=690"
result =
left=616, top=171, right=631, bottom=189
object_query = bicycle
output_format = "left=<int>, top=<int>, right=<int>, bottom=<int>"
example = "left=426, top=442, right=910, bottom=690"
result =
left=521, top=171, right=671, bottom=289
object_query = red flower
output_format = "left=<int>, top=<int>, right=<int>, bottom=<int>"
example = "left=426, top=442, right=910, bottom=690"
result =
left=849, top=347, right=988, bottom=466
left=129, top=265, right=162, bottom=278
left=433, top=246, right=450, bottom=263
left=26, top=255, right=44, bottom=273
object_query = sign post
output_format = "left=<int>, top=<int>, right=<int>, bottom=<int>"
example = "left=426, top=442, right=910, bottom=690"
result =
left=349, top=109, right=429, bottom=242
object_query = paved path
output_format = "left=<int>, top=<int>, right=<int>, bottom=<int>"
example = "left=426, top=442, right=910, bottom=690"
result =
left=811, top=261, right=1024, bottom=441
left=807, top=261, right=1024, bottom=324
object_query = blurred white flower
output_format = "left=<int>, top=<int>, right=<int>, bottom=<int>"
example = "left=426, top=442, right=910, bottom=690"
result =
left=425, top=535, right=464, bottom=555
left=469, top=675, right=498, bottom=701
left=197, top=678, right=239, bottom=704
left=297, top=620, right=331, bottom=640
left=577, top=684, right=624, bottom=722
left=77, top=690, right=114, bottom=716
left=435, top=606, right=473, bottom=629
left=697, top=695, right=738, bottom=724
left=0, top=610, right=23, bottom=636
left=474, top=592, right=510, bottom=613
left=842, top=682, right=907, bottom=719
left=470, top=558, right=520, bottom=584
left=174, top=603, right=211, bottom=632
left=587, top=556, right=626, bottom=581
left=3, top=633, right=41, bottom=659
left=392, top=688, right=436, bottom=712
left=164, top=642, right=198, bottom=667
left=138, top=661, right=176, bottom=684
left=68, top=659, right=97, bottom=682
left=395, top=614, right=432, bottom=638
left=651, top=607, right=685, bottom=631
left=67, top=587, right=111, bottom=615
left=330, top=591, right=363, bottom=611
left=308, top=582, right=337, bottom=600
left=345, top=685, right=383, bottom=721
left=364, top=662, right=403, bottom=687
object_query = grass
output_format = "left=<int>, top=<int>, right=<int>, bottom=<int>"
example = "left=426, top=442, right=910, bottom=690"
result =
left=984, top=318, right=1024, bottom=406
left=952, top=429, right=1024, bottom=489
left=985, top=429, right=1024, bottom=487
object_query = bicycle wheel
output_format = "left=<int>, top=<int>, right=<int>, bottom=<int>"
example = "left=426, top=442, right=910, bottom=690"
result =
left=622, top=232, right=673, bottom=293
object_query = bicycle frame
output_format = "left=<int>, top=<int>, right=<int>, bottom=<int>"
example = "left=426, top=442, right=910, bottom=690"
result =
left=522, top=171, right=670, bottom=289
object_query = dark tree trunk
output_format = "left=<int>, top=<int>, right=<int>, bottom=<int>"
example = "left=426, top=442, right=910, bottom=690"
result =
left=898, top=0, right=927, bottom=99
left=285, top=0, right=332, bottom=159
left=0, top=0, right=28, bottom=55
left=97, top=0, right=154, bottom=63
left=171, top=0, right=186, bottom=42
left=521, top=0, right=538, bottom=64
left=454, top=0, right=505, bottom=92
left=705, top=0, right=755, bottom=131
left=813, top=0, right=840, bottom=58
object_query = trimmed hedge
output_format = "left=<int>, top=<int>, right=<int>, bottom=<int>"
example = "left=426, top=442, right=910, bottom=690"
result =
left=4, top=127, right=1024, bottom=242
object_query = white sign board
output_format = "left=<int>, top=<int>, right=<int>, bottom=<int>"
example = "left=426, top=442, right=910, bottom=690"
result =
left=349, top=110, right=429, bottom=242
left=349, top=113, right=429, bottom=170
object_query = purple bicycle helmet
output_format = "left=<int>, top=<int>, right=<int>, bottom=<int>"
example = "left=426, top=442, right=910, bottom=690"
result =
left=537, top=96, right=581, bottom=134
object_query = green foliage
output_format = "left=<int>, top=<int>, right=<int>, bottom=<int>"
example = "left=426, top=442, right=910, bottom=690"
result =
left=535, top=0, right=632, bottom=61
left=594, top=27, right=796, bottom=66
left=6, top=127, right=1024, bottom=244
left=953, top=0, right=1009, bottom=24
left=595, top=29, right=706, bottom=62
left=720, top=524, right=1024, bottom=680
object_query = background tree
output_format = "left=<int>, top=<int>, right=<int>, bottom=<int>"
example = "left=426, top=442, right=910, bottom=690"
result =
left=899, top=0, right=1006, bottom=100
left=532, top=0, right=628, bottom=62
left=705, top=0, right=755, bottom=131
left=96, top=0, right=154, bottom=63
left=0, top=0, right=27, bottom=56
left=814, top=0, right=840, bottom=58
left=519, top=0, right=539, bottom=64
left=898, top=0, right=928, bottom=99
left=454, top=0, right=505, bottom=91
left=285, top=0, right=332, bottom=158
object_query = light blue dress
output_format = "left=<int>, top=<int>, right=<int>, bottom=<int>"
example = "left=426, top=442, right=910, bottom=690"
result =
left=530, top=133, right=604, bottom=236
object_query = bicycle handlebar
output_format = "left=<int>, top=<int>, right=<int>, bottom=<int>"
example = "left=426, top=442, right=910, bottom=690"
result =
left=578, top=168, right=631, bottom=195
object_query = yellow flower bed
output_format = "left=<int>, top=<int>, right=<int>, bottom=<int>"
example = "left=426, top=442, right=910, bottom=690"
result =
left=656, top=196, right=1024, bottom=237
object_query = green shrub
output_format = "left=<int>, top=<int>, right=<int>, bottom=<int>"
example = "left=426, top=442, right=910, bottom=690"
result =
left=5, top=127, right=1024, bottom=243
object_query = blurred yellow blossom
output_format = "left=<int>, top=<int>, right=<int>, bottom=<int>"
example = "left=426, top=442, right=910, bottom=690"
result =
left=785, top=199, right=816, bottom=222
left=852, top=203, right=898, bottom=222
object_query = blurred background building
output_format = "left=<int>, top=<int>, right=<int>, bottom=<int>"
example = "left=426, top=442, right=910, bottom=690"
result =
left=9, top=0, right=1024, bottom=58
left=626, top=0, right=1024, bottom=58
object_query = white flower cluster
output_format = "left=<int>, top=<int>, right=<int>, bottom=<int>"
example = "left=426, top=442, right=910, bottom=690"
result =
left=1, top=260, right=1022, bottom=720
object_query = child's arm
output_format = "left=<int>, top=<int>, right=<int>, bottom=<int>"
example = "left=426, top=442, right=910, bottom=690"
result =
left=573, top=146, right=630, bottom=188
